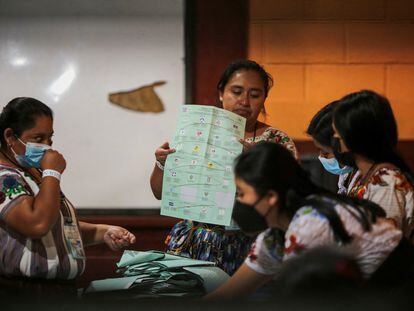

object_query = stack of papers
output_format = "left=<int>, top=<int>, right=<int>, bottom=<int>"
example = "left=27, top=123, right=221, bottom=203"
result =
left=83, top=250, right=229, bottom=299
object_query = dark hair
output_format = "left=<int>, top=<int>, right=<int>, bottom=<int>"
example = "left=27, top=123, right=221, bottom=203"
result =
left=333, top=90, right=413, bottom=181
left=0, top=97, right=53, bottom=147
left=306, top=101, right=338, bottom=148
left=217, top=59, right=273, bottom=98
left=271, top=246, right=363, bottom=297
left=235, top=142, right=386, bottom=244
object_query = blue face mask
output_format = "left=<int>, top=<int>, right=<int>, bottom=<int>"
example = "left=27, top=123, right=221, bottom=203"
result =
left=318, top=156, right=353, bottom=175
left=12, top=138, right=51, bottom=168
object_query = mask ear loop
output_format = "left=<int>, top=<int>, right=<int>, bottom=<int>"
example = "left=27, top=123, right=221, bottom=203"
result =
left=15, top=136, right=26, bottom=145
left=8, top=135, right=26, bottom=157
left=1, top=130, right=17, bottom=162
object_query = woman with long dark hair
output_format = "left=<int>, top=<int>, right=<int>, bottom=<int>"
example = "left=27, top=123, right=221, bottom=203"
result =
left=206, top=142, right=402, bottom=300
left=332, top=90, right=414, bottom=241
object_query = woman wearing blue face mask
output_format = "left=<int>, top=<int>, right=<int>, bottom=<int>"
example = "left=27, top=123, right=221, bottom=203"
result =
left=306, top=101, right=355, bottom=195
left=0, top=97, right=136, bottom=297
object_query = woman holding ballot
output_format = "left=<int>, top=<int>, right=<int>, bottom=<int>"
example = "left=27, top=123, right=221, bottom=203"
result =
left=150, top=60, right=297, bottom=275
left=0, top=97, right=135, bottom=296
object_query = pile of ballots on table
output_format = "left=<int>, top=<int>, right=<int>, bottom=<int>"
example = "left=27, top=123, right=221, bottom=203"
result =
left=82, top=250, right=229, bottom=299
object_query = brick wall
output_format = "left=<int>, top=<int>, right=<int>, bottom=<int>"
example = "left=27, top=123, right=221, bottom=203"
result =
left=248, top=0, right=414, bottom=140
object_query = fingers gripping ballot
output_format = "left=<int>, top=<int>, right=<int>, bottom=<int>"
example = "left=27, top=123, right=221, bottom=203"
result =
left=155, top=141, right=176, bottom=165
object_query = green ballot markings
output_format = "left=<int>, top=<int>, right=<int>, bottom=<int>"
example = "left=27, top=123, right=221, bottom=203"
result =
left=161, top=105, right=246, bottom=226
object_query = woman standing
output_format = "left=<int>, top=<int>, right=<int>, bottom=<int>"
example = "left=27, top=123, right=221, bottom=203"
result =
left=150, top=60, right=297, bottom=274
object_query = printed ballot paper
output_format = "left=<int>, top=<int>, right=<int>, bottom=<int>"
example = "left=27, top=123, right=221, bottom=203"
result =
left=161, top=105, right=246, bottom=226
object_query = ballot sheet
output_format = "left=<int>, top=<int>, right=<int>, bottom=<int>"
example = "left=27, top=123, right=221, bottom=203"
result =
left=160, top=105, right=246, bottom=226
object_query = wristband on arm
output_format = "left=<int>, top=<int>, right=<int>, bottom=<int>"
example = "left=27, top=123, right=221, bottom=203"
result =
left=156, top=160, right=164, bottom=171
left=42, top=169, right=61, bottom=181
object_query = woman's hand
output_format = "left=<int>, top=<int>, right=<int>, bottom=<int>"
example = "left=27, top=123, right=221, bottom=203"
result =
left=151, top=141, right=174, bottom=199
left=239, top=139, right=256, bottom=152
left=40, top=149, right=66, bottom=173
left=103, top=226, right=136, bottom=251
left=155, top=141, right=176, bottom=166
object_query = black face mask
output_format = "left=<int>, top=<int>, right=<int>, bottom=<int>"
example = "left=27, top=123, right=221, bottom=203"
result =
left=232, top=198, right=268, bottom=235
left=331, top=137, right=356, bottom=168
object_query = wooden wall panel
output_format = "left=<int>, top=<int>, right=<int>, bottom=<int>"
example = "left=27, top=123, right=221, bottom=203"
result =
left=190, top=0, right=248, bottom=106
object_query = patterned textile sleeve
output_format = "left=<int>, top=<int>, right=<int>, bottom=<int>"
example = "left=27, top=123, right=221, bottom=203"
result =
left=365, top=169, right=414, bottom=238
left=0, top=170, right=32, bottom=223
left=338, top=172, right=352, bottom=195
left=245, top=208, right=334, bottom=276
left=264, top=128, right=299, bottom=160
left=283, top=206, right=334, bottom=261
left=244, top=229, right=285, bottom=275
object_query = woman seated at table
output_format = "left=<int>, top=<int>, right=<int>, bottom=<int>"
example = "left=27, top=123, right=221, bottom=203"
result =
left=332, top=90, right=414, bottom=241
left=306, top=101, right=355, bottom=195
left=0, top=97, right=136, bottom=296
left=207, top=142, right=404, bottom=300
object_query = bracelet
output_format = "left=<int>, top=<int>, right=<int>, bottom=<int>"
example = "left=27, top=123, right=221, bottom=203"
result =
left=156, top=160, right=164, bottom=171
left=42, top=169, right=61, bottom=181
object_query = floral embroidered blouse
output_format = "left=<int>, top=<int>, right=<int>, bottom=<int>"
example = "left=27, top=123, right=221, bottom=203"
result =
left=347, top=168, right=414, bottom=241
left=244, top=127, right=298, bottom=159
left=0, top=164, right=85, bottom=279
left=245, top=196, right=402, bottom=278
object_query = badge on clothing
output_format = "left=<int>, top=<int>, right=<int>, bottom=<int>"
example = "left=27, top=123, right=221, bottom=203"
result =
left=64, top=223, right=86, bottom=260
